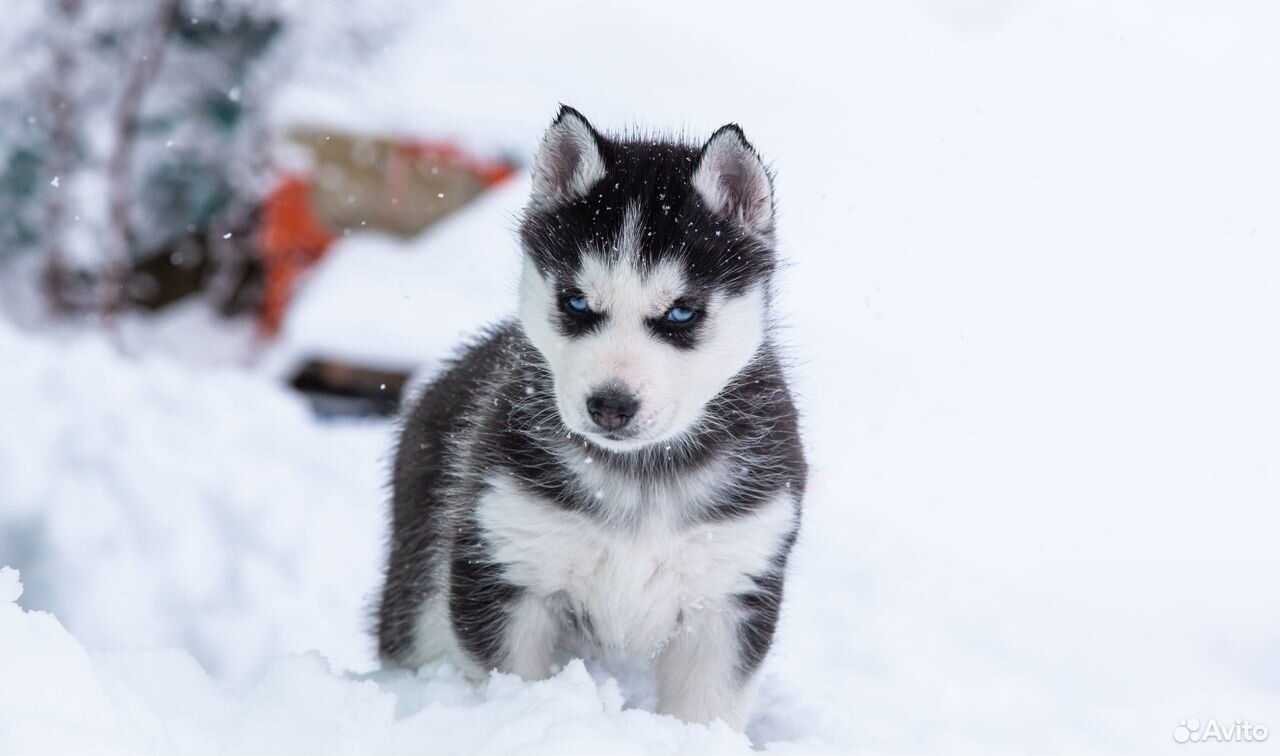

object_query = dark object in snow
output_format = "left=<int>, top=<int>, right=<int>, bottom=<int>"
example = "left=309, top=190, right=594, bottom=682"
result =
left=288, top=358, right=410, bottom=418
left=125, top=212, right=263, bottom=316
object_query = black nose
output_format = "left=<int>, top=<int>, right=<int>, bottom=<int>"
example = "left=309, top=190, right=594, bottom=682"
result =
left=586, top=387, right=639, bottom=432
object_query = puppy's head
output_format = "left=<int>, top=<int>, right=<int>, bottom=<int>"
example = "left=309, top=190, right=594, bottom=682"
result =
left=519, top=106, right=777, bottom=451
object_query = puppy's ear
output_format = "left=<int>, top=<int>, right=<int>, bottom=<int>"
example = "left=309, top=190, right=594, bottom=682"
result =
left=531, top=105, right=606, bottom=206
left=692, top=124, right=774, bottom=235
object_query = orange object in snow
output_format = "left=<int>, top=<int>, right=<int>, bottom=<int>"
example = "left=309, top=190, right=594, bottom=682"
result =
left=258, top=176, right=335, bottom=336
left=255, top=133, right=518, bottom=338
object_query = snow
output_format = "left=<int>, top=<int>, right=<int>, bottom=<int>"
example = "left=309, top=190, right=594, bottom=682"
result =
left=0, top=321, right=389, bottom=685
left=1, top=568, right=792, bottom=755
left=4, top=0, right=1280, bottom=753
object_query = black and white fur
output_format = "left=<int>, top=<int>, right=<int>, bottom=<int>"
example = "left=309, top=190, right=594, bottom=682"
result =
left=376, top=107, right=806, bottom=730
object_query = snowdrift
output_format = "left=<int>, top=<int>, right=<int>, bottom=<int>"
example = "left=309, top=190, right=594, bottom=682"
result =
left=1, top=567, right=820, bottom=755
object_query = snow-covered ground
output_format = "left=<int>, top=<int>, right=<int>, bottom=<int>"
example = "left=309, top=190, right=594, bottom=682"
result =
left=4, top=1, right=1280, bottom=753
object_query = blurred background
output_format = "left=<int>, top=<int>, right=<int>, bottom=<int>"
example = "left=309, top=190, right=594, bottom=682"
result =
left=1, top=0, right=1279, bottom=752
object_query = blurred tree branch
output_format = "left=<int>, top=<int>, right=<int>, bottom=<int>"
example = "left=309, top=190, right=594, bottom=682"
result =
left=40, top=0, right=81, bottom=316
left=101, top=0, right=181, bottom=319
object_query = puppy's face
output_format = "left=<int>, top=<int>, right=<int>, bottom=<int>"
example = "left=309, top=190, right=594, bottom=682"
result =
left=518, top=108, right=777, bottom=451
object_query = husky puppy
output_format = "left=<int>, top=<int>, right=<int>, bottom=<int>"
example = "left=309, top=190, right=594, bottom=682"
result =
left=377, top=106, right=806, bottom=729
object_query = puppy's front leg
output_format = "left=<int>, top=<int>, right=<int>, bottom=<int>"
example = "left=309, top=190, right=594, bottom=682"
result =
left=500, top=591, right=560, bottom=679
left=450, top=539, right=559, bottom=680
left=655, top=602, right=762, bottom=731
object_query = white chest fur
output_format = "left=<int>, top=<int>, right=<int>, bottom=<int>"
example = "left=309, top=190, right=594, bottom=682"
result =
left=475, top=473, right=796, bottom=656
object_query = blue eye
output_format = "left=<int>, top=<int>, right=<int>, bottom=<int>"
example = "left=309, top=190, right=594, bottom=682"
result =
left=566, top=295, right=590, bottom=313
left=666, top=306, right=696, bottom=323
